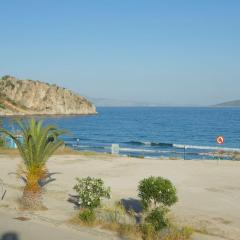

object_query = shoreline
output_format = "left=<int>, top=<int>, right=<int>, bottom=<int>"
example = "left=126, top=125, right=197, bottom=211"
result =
left=1, top=146, right=240, bottom=161
left=0, top=112, right=98, bottom=117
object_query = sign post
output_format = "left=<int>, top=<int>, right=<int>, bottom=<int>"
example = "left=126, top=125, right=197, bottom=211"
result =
left=216, top=136, right=224, bottom=164
left=216, top=136, right=224, bottom=145
left=111, top=144, right=120, bottom=155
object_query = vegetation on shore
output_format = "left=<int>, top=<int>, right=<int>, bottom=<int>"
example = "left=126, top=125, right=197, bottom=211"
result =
left=0, top=145, right=112, bottom=157
left=0, top=118, right=66, bottom=209
left=71, top=176, right=192, bottom=240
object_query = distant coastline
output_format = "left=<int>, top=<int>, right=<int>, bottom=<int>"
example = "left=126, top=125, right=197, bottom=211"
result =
left=91, top=97, right=240, bottom=108
left=213, top=99, right=240, bottom=107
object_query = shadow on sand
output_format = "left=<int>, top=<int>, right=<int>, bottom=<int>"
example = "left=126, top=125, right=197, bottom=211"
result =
left=120, top=198, right=142, bottom=213
left=1, top=232, right=19, bottom=240
left=120, top=198, right=143, bottom=223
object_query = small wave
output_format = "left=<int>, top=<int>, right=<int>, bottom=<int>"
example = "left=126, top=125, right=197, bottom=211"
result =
left=152, top=142, right=173, bottom=147
left=126, top=141, right=145, bottom=146
left=64, top=137, right=90, bottom=141
left=71, top=142, right=240, bottom=155
left=126, top=141, right=173, bottom=147
left=119, top=147, right=156, bottom=153
left=73, top=145, right=107, bottom=150
left=173, top=144, right=240, bottom=152
left=119, top=148, right=178, bottom=154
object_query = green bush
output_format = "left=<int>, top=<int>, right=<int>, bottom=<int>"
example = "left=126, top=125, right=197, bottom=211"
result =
left=0, top=103, right=6, bottom=109
left=145, top=207, right=169, bottom=232
left=73, top=177, right=111, bottom=210
left=138, top=176, right=177, bottom=210
left=79, top=208, right=96, bottom=223
left=0, top=137, right=4, bottom=147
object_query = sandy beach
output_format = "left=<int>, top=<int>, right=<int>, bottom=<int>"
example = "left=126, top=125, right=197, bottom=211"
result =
left=0, top=152, right=240, bottom=240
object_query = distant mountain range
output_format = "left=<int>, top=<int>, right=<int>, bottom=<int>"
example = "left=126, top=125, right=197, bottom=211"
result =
left=214, top=100, right=240, bottom=107
left=91, top=98, right=240, bottom=107
left=89, top=98, right=160, bottom=107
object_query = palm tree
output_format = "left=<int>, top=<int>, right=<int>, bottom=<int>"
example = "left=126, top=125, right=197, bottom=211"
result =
left=0, top=118, right=66, bottom=209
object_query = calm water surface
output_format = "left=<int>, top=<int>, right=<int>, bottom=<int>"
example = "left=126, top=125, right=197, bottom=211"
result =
left=2, top=107, right=240, bottom=159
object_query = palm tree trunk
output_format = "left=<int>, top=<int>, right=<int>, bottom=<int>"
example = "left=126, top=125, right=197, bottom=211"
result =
left=21, top=184, right=46, bottom=210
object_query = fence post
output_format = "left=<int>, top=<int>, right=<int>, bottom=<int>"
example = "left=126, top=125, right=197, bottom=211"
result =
left=184, top=145, right=186, bottom=160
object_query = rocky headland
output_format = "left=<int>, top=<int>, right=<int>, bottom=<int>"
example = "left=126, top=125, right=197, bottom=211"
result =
left=0, top=75, right=96, bottom=115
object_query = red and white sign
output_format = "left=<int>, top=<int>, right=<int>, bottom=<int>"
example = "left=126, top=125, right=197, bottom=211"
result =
left=216, top=136, right=224, bottom=144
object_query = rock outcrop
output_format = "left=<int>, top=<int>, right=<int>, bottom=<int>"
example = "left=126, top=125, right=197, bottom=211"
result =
left=0, top=76, right=96, bottom=115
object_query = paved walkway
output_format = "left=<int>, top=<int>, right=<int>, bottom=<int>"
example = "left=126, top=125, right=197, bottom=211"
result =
left=0, top=211, right=119, bottom=240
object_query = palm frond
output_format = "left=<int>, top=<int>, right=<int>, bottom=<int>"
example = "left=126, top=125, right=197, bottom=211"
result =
left=1, top=118, right=66, bottom=173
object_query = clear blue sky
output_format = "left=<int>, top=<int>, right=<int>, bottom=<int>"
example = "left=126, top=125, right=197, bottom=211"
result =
left=0, top=0, right=239, bottom=106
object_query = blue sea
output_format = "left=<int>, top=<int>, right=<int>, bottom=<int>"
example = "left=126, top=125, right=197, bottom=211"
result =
left=2, top=107, right=240, bottom=160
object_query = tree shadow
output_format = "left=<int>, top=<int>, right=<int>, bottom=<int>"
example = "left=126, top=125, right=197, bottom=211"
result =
left=1, top=232, right=19, bottom=240
left=67, top=194, right=80, bottom=210
left=120, top=198, right=142, bottom=213
left=120, top=198, right=143, bottom=223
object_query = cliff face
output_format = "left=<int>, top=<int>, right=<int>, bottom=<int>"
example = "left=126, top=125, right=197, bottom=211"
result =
left=0, top=76, right=96, bottom=115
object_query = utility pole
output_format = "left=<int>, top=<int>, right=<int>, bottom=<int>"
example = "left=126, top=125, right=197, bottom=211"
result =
left=183, top=145, right=186, bottom=160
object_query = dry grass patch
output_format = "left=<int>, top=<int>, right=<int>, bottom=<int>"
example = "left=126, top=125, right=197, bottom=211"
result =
left=0, top=147, right=19, bottom=156
left=69, top=208, right=193, bottom=240
left=0, top=146, right=110, bottom=158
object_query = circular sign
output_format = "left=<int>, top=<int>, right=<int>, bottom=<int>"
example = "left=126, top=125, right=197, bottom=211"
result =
left=216, top=136, right=224, bottom=144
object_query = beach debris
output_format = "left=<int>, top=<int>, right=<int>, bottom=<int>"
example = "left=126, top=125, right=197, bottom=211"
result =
left=0, top=178, right=7, bottom=200
left=1, top=190, right=6, bottom=200
left=13, top=216, right=30, bottom=221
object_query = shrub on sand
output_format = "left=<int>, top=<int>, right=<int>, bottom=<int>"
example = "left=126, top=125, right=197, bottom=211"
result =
left=138, top=176, right=180, bottom=237
left=71, top=175, right=192, bottom=240
left=79, top=208, right=96, bottom=224
left=74, top=177, right=110, bottom=224
left=138, top=176, right=178, bottom=210
left=144, top=207, right=169, bottom=232
left=74, top=177, right=111, bottom=210
left=0, top=136, right=4, bottom=147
